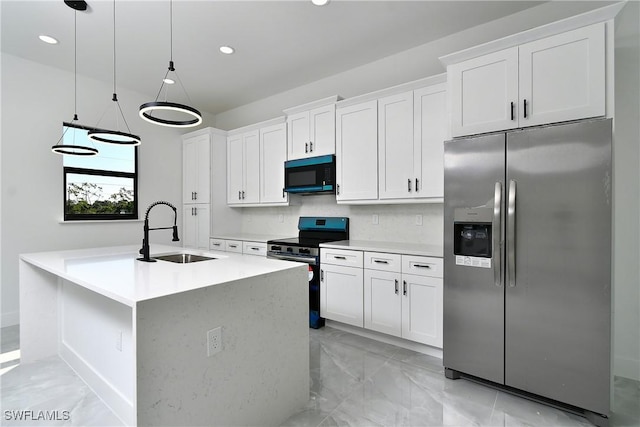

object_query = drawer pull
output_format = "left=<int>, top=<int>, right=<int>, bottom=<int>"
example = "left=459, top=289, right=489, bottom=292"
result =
left=229, top=245, right=238, bottom=248
left=250, top=247, right=260, bottom=251
left=373, top=259, right=389, bottom=264
left=413, top=264, right=432, bottom=269
left=212, top=243, right=221, bottom=247
left=334, top=256, right=347, bottom=260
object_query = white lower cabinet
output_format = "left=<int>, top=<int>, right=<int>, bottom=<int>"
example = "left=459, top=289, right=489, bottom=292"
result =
left=320, top=252, right=364, bottom=328
left=401, top=273, right=443, bottom=347
left=364, top=269, right=402, bottom=336
left=325, top=247, right=443, bottom=348
left=182, top=205, right=210, bottom=250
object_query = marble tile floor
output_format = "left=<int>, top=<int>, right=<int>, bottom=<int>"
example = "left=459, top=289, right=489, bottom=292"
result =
left=1, top=324, right=638, bottom=427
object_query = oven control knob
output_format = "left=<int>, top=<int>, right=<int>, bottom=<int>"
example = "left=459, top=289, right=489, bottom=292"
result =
left=299, top=248, right=310, bottom=254
left=286, top=247, right=293, bottom=252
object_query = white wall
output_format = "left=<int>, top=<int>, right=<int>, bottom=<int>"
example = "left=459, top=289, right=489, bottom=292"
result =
left=0, top=53, right=215, bottom=327
left=215, top=2, right=640, bottom=381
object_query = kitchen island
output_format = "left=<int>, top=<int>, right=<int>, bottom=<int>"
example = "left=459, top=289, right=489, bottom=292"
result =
left=19, top=244, right=309, bottom=426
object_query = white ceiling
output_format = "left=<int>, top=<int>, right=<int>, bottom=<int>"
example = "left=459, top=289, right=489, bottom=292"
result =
left=0, top=1, right=609, bottom=116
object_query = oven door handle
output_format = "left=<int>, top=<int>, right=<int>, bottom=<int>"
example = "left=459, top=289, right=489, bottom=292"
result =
left=267, top=254, right=317, bottom=266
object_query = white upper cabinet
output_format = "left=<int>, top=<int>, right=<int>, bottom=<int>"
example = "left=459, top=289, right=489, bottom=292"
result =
left=335, top=75, right=447, bottom=204
left=518, top=23, right=605, bottom=128
left=227, top=117, right=289, bottom=207
left=183, top=133, right=210, bottom=204
left=448, top=22, right=606, bottom=137
left=285, top=96, right=339, bottom=160
left=449, top=48, right=519, bottom=137
left=226, top=134, right=244, bottom=205
left=243, top=130, right=260, bottom=204
left=378, top=91, right=414, bottom=200
left=226, top=130, right=259, bottom=205
left=414, top=83, right=447, bottom=199
left=335, top=100, right=378, bottom=202
left=259, top=122, right=288, bottom=204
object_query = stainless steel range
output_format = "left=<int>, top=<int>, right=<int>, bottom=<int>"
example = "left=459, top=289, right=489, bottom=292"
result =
left=267, top=217, right=349, bottom=329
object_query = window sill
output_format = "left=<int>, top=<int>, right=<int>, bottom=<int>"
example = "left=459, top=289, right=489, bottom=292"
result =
left=58, top=219, right=143, bottom=225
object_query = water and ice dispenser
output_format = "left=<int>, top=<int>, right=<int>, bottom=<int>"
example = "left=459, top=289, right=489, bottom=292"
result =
left=453, top=207, right=493, bottom=268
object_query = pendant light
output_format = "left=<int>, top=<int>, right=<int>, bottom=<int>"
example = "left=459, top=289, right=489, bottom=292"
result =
left=87, top=0, right=140, bottom=145
left=52, top=1, right=98, bottom=156
left=139, top=0, right=202, bottom=128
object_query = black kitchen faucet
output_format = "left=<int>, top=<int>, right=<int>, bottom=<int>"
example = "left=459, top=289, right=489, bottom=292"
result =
left=137, top=201, right=180, bottom=262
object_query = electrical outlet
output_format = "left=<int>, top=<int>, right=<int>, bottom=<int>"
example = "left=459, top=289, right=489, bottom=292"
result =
left=115, top=331, right=122, bottom=352
left=207, top=327, right=222, bottom=357
left=372, top=214, right=379, bottom=225
left=415, top=215, right=423, bottom=226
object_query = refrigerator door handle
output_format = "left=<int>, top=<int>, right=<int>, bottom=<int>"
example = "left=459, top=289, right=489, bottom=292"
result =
left=508, top=179, right=517, bottom=287
left=493, top=182, right=502, bottom=287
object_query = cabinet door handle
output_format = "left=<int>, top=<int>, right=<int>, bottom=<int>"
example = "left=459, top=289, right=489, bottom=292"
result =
left=373, top=259, right=389, bottom=264
left=242, top=191, right=245, bottom=199
left=194, top=191, right=197, bottom=200
left=194, top=207, right=197, bottom=216
left=309, top=141, right=313, bottom=152
left=320, top=269, right=324, bottom=282
left=282, top=188, right=285, bottom=198
left=510, top=102, right=515, bottom=121
left=415, top=178, right=419, bottom=192
left=403, top=280, right=407, bottom=296
left=408, top=179, right=412, bottom=192
left=394, top=279, right=399, bottom=295
left=238, top=191, right=241, bottom=200
left=336, top=184, right=340, bottom=195
left=305, top=143, right=309, bottom=153
left=523, top=99, right=528, bottom=118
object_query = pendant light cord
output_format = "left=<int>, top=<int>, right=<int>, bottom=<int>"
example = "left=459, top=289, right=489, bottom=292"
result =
left=113, top=0, right=116, bottom=95
left=74, top=10, right=78, bottom=121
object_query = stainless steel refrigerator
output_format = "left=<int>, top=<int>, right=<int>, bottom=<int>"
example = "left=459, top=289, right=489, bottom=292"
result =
left=443, top=119, right=612, bottom=426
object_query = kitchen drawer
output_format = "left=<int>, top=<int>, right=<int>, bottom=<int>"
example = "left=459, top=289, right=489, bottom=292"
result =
left=225, top=240, right=243, bottom=253
left=243, top=241, right=267, bottom=256
left=209, top=239, right=226, bottom=251
left=364, top=252, right=401, bottom=273
left=401, top=255, right=443, bottom=278
left=320, top=248, right=363, bottom=268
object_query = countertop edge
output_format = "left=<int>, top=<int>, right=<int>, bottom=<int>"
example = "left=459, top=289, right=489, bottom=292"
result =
left=319, top=240, right=443, bottom=258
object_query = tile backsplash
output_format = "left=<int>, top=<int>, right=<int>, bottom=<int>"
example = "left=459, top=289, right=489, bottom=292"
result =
left=237, top=194, right=443, bottom=247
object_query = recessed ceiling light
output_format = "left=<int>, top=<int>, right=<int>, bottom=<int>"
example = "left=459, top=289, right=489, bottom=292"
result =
left=39, top=35, right=59, bottom=45
left=219, top=46, right=235, bottom=55
left=311, top=0, right=330, bottom=6
left=163, top=78, right=175, bottom=85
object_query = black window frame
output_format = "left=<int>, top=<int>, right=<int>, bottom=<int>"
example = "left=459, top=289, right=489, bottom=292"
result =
left=62, top=122, right=139, bottom=221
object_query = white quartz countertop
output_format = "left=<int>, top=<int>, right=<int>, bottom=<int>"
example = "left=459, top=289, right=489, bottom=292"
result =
left=210, top=233, right=290, bottom=243
left=20, top=244, right=304, bottom=307
left=319, top=240, right=443, bottom=258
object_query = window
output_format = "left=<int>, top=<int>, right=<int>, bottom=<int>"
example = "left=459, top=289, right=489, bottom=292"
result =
left=63, top=123, right=138, bottom=221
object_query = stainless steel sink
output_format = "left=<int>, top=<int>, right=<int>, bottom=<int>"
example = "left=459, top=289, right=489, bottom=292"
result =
left=153, top=253, right=218, bottom=264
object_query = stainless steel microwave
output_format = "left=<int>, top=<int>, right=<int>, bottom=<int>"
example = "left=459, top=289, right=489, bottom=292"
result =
left=284, top=154, right=336, bottom=194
